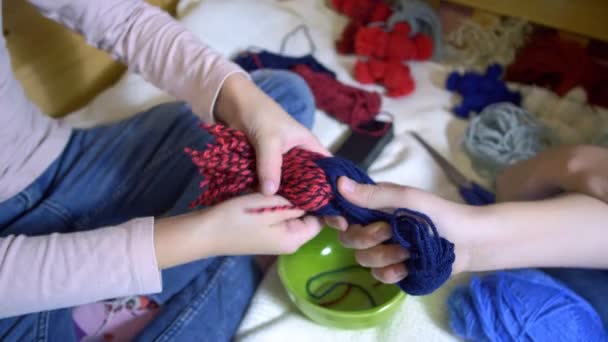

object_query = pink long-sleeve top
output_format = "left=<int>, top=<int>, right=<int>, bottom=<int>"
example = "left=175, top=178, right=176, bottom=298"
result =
left=0, top=0, right=244, bottom=318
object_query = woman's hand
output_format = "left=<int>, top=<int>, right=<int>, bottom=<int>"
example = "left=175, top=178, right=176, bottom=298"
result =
left=329, top=177, right=475, bottom=284
left=497, top=145, right=608, bottom=203
left=214, top=74, right=329, bottom=195
left=154, top=193, right=330, bottom=269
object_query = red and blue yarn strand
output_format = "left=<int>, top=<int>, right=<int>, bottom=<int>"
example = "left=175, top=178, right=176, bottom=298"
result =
left=185, top=124, right=455, bottom=296
left=306, top=265, right=378, bottom=308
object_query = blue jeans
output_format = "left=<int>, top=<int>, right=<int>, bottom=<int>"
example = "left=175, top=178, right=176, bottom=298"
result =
left=0, top=70, right=315, bottom=342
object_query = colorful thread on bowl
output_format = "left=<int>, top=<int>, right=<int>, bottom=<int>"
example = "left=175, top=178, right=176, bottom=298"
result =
left=306, top=265, right=377, bottom=309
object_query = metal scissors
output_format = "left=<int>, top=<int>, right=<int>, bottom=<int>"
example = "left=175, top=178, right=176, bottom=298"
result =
left=410, top=132, right=496, bottom=206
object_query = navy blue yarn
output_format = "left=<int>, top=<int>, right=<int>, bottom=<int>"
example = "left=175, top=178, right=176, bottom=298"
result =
left=233, top=50, right=336, bottom=77
left=459, top=183, right=496, bottom=206
left=448, top=269, right=607, bottom=341
left=313, top=157, right=455, bottom=296
left=446, top=64, right=522, bottom=119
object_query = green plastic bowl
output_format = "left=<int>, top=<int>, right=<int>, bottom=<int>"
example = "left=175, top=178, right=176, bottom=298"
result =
left=278, top=227, right=406, bottom=329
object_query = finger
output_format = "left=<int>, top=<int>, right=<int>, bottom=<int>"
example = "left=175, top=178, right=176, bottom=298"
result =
left=355, top=244, right=409, bottom=268
left=255, top=138, right=282, bottom=196
left=237, top=194, right=305, bottom=222
left=276, top=215, right=322, bottom=253
left=237, top=193, right=291, bottom=207
left=323, top=216, right=348, bottom=231
left=371, top=264, right=408, bottom=284
left=256, top=208, right=306, bottom=224
left=338, top=221, right=392, bottom=249
left=338, top=177, right=438, bottom=212
left=298, top=137, right=331, bottom=157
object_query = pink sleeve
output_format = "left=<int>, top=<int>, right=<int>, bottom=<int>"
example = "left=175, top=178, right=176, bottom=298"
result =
left=29, top=0, right=246, bottom=121
left=0, top=218, right=161, bottom=318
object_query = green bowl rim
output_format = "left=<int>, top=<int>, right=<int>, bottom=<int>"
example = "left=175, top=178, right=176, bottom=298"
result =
left=277, top=254, right=406, bottom=318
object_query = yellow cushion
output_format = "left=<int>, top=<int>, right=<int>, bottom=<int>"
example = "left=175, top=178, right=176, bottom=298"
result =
left=3, top=0, right=178, bottom=117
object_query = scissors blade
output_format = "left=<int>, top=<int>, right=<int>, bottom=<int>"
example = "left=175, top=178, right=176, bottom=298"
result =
left=409, top=132, right=471, bottom=187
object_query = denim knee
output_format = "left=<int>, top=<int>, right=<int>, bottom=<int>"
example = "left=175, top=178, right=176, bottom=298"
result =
left=250, top=69, right=316, bottom=130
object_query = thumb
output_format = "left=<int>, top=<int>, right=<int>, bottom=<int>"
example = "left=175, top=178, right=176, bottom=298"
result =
left=338, top=177, right=433, bottom=211
left=255, top=138, right=282, bottom=195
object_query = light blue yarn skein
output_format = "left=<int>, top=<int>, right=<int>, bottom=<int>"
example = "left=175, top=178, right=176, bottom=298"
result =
left=463, top=102, right=555, bottom=179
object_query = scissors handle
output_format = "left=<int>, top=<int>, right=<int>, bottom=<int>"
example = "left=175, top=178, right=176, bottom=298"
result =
left=458, top=182, right=496, bottom=206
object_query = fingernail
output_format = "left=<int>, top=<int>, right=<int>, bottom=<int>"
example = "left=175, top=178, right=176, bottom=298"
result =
left=263, top=180, right=276, bottom=195
left=341, top=177, right=355, bottom=193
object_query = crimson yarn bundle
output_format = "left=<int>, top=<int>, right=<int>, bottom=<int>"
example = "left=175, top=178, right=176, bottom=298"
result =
left=505, top=32, right=608, bottom=108
left=291, top=64, right=390, bottom=136
left=185, top=124, right=455, bottom=296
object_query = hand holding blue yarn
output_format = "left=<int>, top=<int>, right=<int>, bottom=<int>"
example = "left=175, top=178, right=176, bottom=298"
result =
left=313, top=158, right=455, bottom=296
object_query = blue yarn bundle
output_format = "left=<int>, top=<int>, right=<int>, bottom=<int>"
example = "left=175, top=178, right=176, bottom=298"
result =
left=233, top=50, right=336, bottom=77
left=313, top=157, right=455, bottom=295
left=388, top=0, right=444, bottom=60
left=448, top=269, right=607, bottom=342
left=463, top=102, right=554, bottom=178
left=446, top=64, right=522, bottom=119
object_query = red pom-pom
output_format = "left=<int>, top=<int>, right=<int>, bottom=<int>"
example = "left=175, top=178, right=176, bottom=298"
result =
left=355, top=26, right=387, bottom=57
left=370, top=2, right=393, bottom=22
left=336, top=20, right=362, bottom=54
left=386, top=31, right=417, bottom=60
left=354, top=60, right=375, bottom=84
left=372, top=30, right=389, bottom=59
left=383, top=61, right=415, bottom=97
left=392, top=22, right=411, bottom=36
left=413, top=34, right=434, bottom=60
left=368, top=59, right=387, bottom=80
left=338, top=0, right=377, bottom=23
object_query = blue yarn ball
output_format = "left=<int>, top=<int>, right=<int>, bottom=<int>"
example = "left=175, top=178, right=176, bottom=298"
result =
left=448, top=270, right=607, bottom=342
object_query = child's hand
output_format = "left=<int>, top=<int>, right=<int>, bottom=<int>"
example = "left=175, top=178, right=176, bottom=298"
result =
left=497, top=145, right=608, bottom=203
left=155, top=193, right=330, bottom=269
left=214, top=74, right=329, bottom=196
left=330, top=177, right=473, bottom=284
left=202, top=193, right=325, bottom=256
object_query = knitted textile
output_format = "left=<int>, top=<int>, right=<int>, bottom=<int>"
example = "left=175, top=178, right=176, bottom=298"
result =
left=185, top=124, right=455, bottom=296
